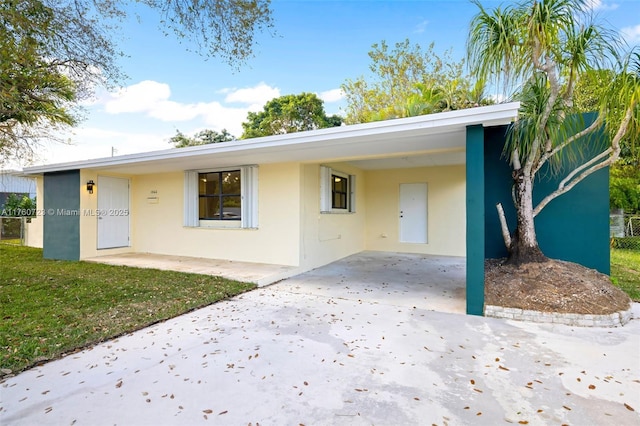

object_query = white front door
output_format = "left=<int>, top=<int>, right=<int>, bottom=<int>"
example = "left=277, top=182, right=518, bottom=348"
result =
left=399, top=183, right=428, bottom=244
left=97, top=176, right=130, bottom=249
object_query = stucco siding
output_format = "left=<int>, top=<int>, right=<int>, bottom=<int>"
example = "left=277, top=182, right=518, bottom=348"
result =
left=72, top=162, right=465, bottom=266
left=24, top=176, right=44, bottom=248
left=78, top=170, right=135, bottom=259
left=299, top=163, right=366, bottom=269
left=129, top=163, right=301, bottom=266
left=364, top=165, right=466, bottom=256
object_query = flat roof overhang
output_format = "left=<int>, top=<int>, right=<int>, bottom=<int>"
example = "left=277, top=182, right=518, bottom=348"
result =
left=23, top=102, right=520, bottom=175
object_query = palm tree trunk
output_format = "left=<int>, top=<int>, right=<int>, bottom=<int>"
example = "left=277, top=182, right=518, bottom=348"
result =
left=508, top=172, right=547, bottom=264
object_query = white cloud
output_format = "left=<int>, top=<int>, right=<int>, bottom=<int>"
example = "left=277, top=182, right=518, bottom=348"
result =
left=31, top=126, right=174, bottom=166
left=96, top=81, right=284, bottom=137
left=414, top=20, right=429, bottom=34
left=319, top=88, right=344, bottom=103
left=27, top=81, right=344, bottom=168
left=621, top=24, right=640, bottom=46
left=146, top=101, right=208, bottom=122
left=199, top=103, right=254, bottom=135
left=223, top=82, right=280, bottom=105
left=583, top=0, right=619, bottom=11
left=105, top=80, right=172, bottom=114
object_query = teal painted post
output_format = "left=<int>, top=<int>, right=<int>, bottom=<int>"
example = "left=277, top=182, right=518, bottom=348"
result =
left=466, top=125, right=485, bottom=316
left=43, top=171, right=81, bottom=260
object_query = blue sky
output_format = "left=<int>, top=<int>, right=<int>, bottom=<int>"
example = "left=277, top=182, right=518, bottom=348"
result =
left=31, top=0, right=640, bottom=166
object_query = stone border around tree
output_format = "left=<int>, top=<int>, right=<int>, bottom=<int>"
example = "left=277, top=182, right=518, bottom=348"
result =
left=485, top=305, right=634, bottom=327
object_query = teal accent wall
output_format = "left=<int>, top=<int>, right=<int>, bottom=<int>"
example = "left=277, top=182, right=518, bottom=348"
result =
left=466, top=124, right=485, bottom=316
left=43, top=171, right=80, bottom=260
left=483, top=116, right=610, bottom=274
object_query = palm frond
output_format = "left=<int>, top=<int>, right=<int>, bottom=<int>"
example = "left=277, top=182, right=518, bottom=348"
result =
left=467, top=0, right=524, bottom=90
left=600, top=48, right=640, bottom=159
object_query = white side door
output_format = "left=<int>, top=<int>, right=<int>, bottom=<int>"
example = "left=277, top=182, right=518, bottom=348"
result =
left=399, top=183, right=428, bottom=244
left=97, top=176, right=130, bottom=249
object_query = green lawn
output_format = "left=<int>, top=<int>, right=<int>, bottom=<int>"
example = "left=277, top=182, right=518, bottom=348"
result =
left=0, top=245, right=255, bottom=376
left=610, top=248, right=640, bottom=302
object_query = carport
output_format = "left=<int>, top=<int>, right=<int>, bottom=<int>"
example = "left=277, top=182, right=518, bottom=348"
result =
left=24, top=103, right=526, bottom=316
left=86, top=251, right=467, bottom=314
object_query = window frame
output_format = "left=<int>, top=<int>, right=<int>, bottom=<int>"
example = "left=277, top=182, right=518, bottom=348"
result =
left=330, top=170, right=350, bottom=212
left=184, top=165, right=258, bottom=229
left=198, top=170, right=242, bottom=221
left=320, top=166, right=356, bottom=214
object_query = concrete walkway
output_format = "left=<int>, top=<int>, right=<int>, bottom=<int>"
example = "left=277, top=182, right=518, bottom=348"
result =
left=84, top=252, right=302, bottom=286
left=1, top=254, right=639, bottom=425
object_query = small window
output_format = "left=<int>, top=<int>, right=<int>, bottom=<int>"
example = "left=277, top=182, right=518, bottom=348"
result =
left=320, top=166, right=355, bottom=213
left=331, top=174, right=348, bottom=210
left=184, top=166, right=257, bottom=228
left=198, top=171, right=241, bottom=220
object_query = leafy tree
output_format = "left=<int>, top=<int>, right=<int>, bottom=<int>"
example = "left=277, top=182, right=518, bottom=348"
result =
left=169, top=129, right=235, bottom=148
left=241, top=93, right=343, bottom=139
left=574, top=69, right=638, bottom=162
left=0, top=0, right=273, bottom=164
left=574, top=69, right=613, bottom=113
left=610, top=165, right=640, bottom=213
left=1, top=193, right=36, bottom=216
left=341, top=39, right=492, bottom=124
left=467, top=0, right=639, bottom=264
left=574, top=69, right=639, bottom=212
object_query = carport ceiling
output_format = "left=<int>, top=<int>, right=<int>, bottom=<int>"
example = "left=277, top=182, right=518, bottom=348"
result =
left=347, top=148, right=466, bottom=170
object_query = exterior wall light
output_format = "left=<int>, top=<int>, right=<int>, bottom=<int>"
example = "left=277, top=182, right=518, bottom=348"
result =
left=86, top=180, right=95, bottom=194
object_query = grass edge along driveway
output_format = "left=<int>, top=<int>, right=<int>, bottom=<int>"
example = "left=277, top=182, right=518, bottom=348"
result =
left=0, top=245, right=255, bottom=376
left=611, top=248, right=640, bottom=302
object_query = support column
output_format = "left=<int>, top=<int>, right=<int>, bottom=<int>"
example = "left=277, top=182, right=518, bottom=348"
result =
left=466, top=125, right=485, bottom=316
left=43, top=170, right=80, bottom=260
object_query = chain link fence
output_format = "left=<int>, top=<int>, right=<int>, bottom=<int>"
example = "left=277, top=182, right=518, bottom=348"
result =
left=610, top=212, right=640, bottom=251
left=0, top=217, right=26, bottom=245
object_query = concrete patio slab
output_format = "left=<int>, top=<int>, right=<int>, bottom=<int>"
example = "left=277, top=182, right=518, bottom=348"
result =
left=84, top=252, right=302, bottom=286
left=277, top=251, right=467, bottom=314
left=1, top=258, right=638, bottom=425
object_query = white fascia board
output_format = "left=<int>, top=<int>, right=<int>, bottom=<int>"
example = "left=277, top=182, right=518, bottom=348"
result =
left=22, top=102, right=520, bottom=175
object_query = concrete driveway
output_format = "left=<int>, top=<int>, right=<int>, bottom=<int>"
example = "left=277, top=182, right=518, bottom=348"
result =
left=1, top=253, right=639, bottom=425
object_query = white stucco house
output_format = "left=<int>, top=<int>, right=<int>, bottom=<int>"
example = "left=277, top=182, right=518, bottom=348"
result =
left=22, top=103, right=523, bottom=314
